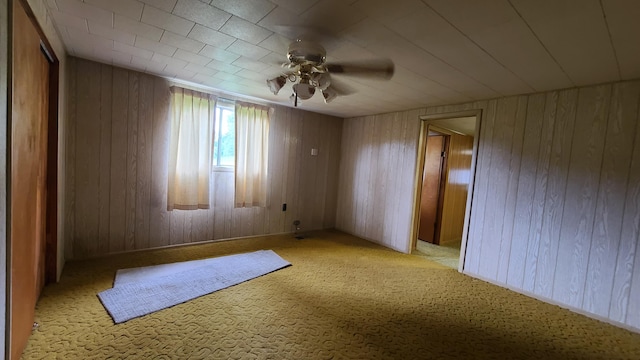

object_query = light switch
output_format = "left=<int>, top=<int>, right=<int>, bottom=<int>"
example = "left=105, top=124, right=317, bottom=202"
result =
left=311, top=148, right=318, bottom=156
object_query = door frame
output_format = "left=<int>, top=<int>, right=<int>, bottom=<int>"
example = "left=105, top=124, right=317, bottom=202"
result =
left=409, top=110, right=482, bottom=272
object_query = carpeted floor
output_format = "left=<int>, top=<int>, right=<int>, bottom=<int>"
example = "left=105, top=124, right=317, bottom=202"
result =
left=413, top=239, right=462, bottom=269
left=22, top=230, right=640, bottom=359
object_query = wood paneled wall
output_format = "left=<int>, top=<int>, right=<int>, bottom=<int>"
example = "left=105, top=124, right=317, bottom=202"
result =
left=336, top=81, right=640, bottom=331
left=439, top=133, right=474, bottom=245
left=336, top=110, right=423, bottom=252
left=65, top=57, right=342, bottom=259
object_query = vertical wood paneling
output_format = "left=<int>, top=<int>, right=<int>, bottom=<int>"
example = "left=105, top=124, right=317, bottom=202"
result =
left=506, top=93, right=546, bottom=288
left=609, top=83, right=640, bottom=323
left=533, top=88, right=578, bottom=297
left=522, top=91, right=558, bottom=291
left=124, top=73, right=139, bottom=251
left=466, top=100, right=497, bottom=274
left=552, top=85, right=611, bottom=307
left=108, top=68, right=128, bottom=253
left=496, top=96, right=528, bottom=283
left=74, top=59, right=101, bottom=258
left=97, top=64, right=112, bottom=255
left=64, top=58, right=77, bottom=260
left=336, top=79, right=640, bottom=332
left=583, top=82, right=638, bottom=316
left=148, top=78, right=171, bottom=248
left=134, top=74, right=153, bottom=250
left=67, top=58, right=341, bottom=259
left=323, top=118, right=342, bottom=229
left=478, top=96, right=519, bottom=279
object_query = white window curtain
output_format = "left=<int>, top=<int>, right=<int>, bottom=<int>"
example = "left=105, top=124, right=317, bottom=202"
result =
left=235, top=101, right=271, bottom=208
left=167, top=86, right=216, bottom=210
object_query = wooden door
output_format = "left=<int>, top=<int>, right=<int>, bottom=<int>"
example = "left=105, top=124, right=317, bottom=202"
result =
left=11, top=1, right=50, bottom=358
left=418, top=135, right=445, bottom=243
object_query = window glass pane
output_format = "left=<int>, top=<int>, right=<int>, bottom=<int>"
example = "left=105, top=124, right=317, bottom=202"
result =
left=213, top=102, right=235, bottom=168
left=218, top=108, right=235, bottom=166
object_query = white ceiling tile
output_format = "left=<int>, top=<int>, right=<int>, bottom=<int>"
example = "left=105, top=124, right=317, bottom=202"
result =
left=161, top=31, right=206, bottom=52
left=172, top=0, right=231, bottom=30
left=56, top=0, right=113, bottom=27
left=49, top=9, right=88, bottom=31
left=209, top=0, right=276, bottom=23
left=164, top=64, right=197, bottom=79
left=511, top=0, right=619, bottom=85
left=173, top=49, right=211, bottom=65
left=141, top=5, right=194, bottom=36
left=68, top=28, right=114, bottom=50
left=349, top=0, right=426, bottom=24
left=256, top=6, right=302, bottom=34
left=139, top=0, right=177, bottom=12
left=213, top=71, right=242, bottom=82
left=257, top=33, right=291, bottom=54
left=196, top=74, right=225, bottom=87
left=205, top=59, right=241, bottom=73
left=131, top=55, right=167, bottom=72
left=48, top=0, right=640, bottom=118
left=226, top=39, right=270, bottom=58
left=602, top=0, right=640, bottom=79
left=260, top=51, right=286, bottom=66
left=114, top=41, right=154, bottom=59
left=88, top=21, right=136, bottom=45
left=353, top=23, right=499, bottom=99
left=340, top=18, right=391, bottom=49
left=93, top=47, right=133, bottom=64
left=199, top=45, right=240, bottom=62
left=232, top=56, right=270, bottom=72
left=392, top=66, right=471, bottom=102
left=426, top=0, right=573, bottom=92
left=114, top=14, right=164, bottom=41
left=187, top=24, right=235, bottom=48
left=135, top=36, right=178, bottom=56
left=387, top=6, right=534, bottom=95
left=219, top=16, right=272, bottom=45
left=298, top=0, right=368, bottom=34
left=85, top=0, right=144, bottom=21
left=152, top=52, right=188, bottom=68
left=185, top=62, right=217, bottom=76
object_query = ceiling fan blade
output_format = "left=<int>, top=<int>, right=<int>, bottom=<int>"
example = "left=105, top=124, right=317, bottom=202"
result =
left=328, top=76, right=355, bottom=96
left=326, top=59, right=395, bottom=79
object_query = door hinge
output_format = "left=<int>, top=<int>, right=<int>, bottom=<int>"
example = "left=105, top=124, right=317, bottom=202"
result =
left=441, top=151, right=446, bottom=157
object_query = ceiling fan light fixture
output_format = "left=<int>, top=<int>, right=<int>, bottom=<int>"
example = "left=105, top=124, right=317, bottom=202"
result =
left=293, top=81, right=315, bottom=100
left=311, top=72, right=331, bottom=90
left=321, top=87, right=338, bottom=103
left=267, top=75, right=287, bottom=95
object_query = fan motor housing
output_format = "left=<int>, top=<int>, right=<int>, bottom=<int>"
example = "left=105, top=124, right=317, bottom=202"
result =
left=287, top=40, right=326, bottom=65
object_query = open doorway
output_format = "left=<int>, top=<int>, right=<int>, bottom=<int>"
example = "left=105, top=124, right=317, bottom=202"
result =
left=411, top=111, right=480, bottom=271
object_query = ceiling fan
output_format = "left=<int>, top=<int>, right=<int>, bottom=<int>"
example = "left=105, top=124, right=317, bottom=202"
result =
left=266, top=38, right=395, bottom=106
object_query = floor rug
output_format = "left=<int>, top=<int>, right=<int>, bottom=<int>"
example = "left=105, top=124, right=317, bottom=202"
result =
left=98, top=250, right=290, bottom=323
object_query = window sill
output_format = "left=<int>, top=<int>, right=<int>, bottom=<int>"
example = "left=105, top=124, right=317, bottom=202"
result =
left=213, top=166, right=234, bottom=173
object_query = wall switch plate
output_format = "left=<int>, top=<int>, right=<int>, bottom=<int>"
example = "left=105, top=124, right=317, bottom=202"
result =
left=311, top=148, right=318, bottom=156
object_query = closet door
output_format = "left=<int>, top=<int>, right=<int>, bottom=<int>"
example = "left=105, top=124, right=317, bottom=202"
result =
left=11, top=1, right=50, bottom=358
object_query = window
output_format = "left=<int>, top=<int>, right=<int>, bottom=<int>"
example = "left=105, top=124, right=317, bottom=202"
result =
left=213, top=99, right=235, bottom=168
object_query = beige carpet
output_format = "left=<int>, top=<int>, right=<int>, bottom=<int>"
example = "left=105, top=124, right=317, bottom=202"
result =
left=413, top=239, right=462, bottom=269
left=22, top=230, right=640, bottom=359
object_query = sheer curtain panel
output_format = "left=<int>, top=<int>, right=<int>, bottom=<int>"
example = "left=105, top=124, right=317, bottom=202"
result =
left=167, top=87, right=216, bottom=210
left=235, top=101, right=271, bottom=208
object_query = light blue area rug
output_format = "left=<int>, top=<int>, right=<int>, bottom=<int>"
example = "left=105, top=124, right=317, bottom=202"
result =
left=98, top=250, right=291, bottom=324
